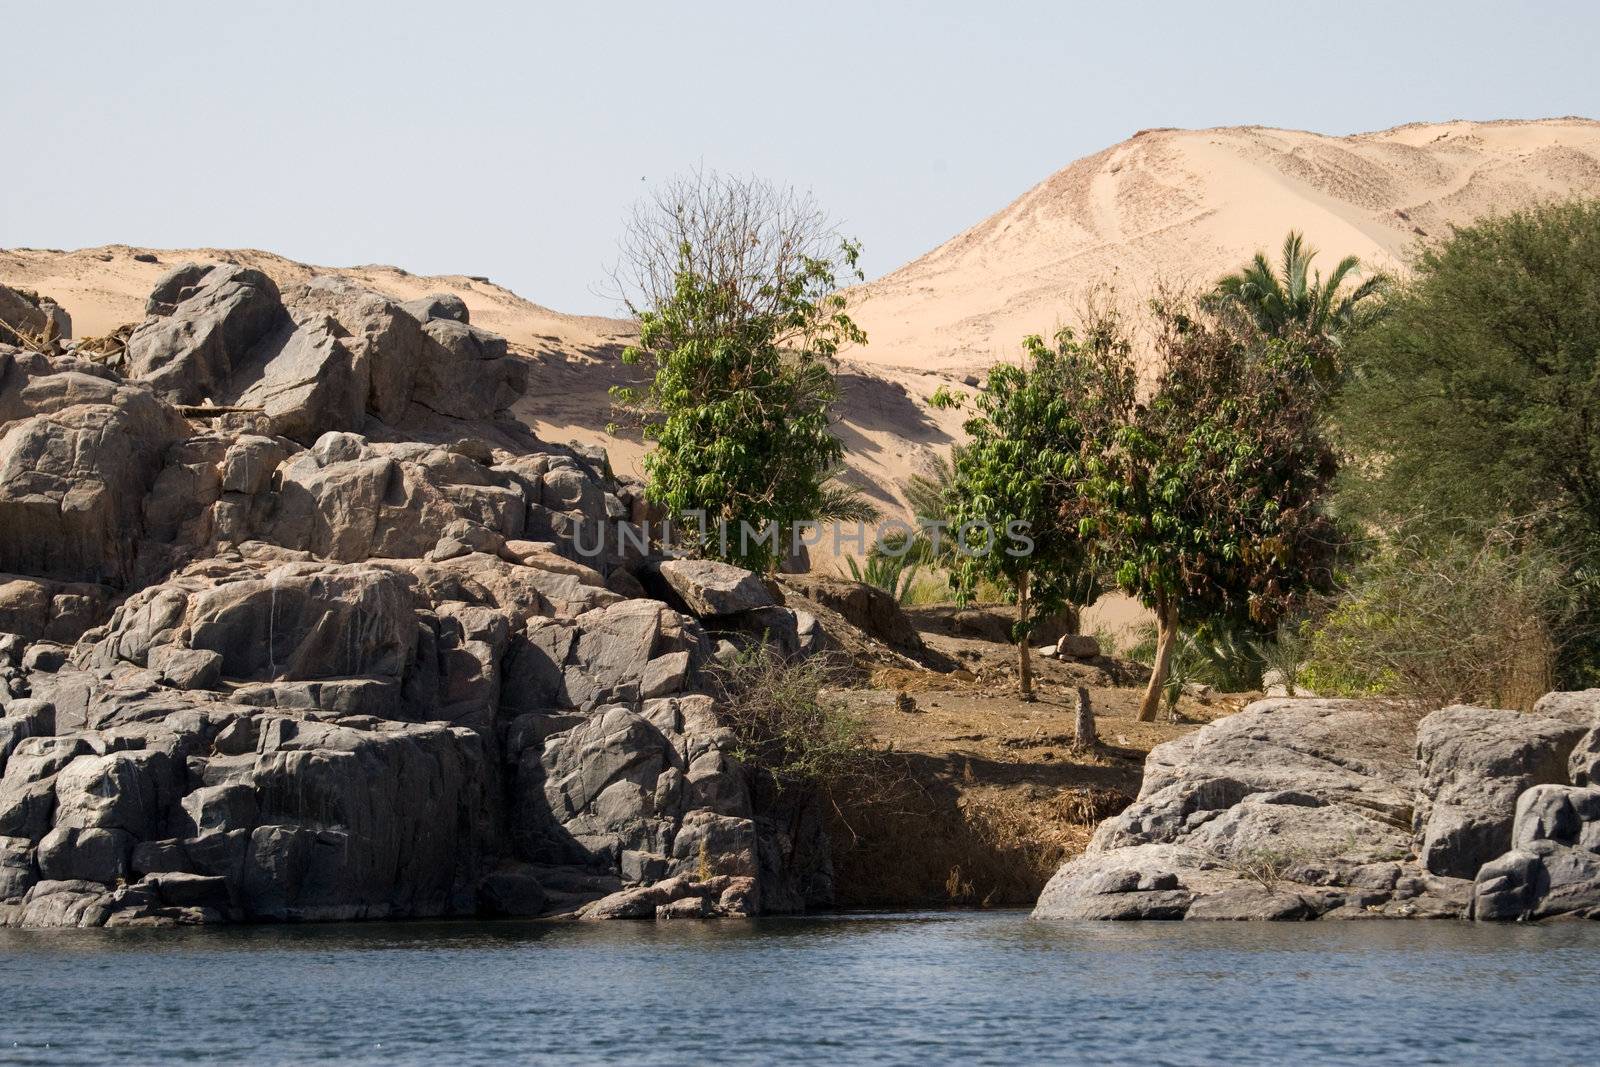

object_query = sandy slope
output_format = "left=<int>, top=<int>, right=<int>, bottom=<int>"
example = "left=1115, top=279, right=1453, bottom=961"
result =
left=846, top=118, right=1600, bottom=371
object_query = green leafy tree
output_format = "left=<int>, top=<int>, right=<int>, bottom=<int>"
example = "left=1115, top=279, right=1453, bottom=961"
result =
left=1084, top=304, right=1339, bottom=720
left=1211, top=231, right=1385, bottom=380
left=947, top=318, right=1131, bottom=700
left=1338, top=200, right=1600, bottom=545
left=612, top=172, right=877, bottom=571
left=1335, top=199, right=1600, bottom=684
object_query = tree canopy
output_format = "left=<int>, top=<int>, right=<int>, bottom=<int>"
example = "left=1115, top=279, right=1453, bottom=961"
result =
left=1084, top=304, right=1340, bottom=719
left=1336, top=200, right=1600, bottom=552
left=944, top=318, right=1130, bottom=699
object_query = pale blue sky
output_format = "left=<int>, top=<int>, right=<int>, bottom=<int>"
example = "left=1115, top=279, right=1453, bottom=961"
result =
left=5, top=1, right=1596, bottom=314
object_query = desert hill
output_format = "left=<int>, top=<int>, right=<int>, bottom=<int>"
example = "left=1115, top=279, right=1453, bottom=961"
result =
left=0, top=244, right=971, bottom=522
left=7, top=118, right=1600, bottom=533
left=846, top=117, right=1600, bottom=371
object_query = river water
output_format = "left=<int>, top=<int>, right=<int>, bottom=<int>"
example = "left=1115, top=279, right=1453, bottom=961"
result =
left=0, top=911, right=1592, bottom=1065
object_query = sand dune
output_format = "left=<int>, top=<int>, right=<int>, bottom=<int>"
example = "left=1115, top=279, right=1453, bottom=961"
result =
left=5, top=117, right=1598, bottom=591
left=846, top=118, right=1600, bottom=372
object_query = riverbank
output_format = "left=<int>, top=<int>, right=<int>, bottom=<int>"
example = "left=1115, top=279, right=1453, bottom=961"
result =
left=823, top=614, right=1236, bottom=907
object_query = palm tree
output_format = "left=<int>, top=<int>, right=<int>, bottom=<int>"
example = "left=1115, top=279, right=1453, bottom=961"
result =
left=1211, top=231, right=1385, bottom=348
left=903, top=446, right=961, bottom=529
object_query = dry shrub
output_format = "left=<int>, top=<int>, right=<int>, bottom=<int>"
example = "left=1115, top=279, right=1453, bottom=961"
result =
left=707, top=646, right=882, bottom=793
left=1301, top=525, right=1580, bottom=713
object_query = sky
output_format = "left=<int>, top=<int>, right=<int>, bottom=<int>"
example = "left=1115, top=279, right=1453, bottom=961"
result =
left=5, top=1, right=1598, bottom=315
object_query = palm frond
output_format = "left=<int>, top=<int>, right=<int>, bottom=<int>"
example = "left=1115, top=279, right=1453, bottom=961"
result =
left=816, top=480, right=881, bottom=524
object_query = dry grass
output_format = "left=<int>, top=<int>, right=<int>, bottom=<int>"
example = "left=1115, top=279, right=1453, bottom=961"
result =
left=830, top=770, right=1129, bottom=907
left=1302, top=526, right=1579, bottom=714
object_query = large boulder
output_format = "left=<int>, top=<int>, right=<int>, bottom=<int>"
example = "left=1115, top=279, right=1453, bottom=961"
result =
left=0, top=354, right=189, bottom=584
left=0, top=284, right=70, bottom=346
left=1531, top=689, right=1600, bottom=729
left=1413, top=706, right=1585, bottom=878
left=776, top=573, right=924, bottom=656
left=0, top=573, right=113, bottom=642
left=263, top=436, right=527, bottom=561
left=238, top=717, right=491, bottom=920
left=411, top=318, right=527, bottom=422
left=84, top=558, right=415, bottom=685
left=1471, top=784, right=1600, bottom=921
left=510, top=694, right=760, bottom=910
left=288, top=278, right=429, bottom=426
left=123, top=266, right=525, bottom=442
left=1034, top=699, right=1446, bottom=921
left=123, top=264, right=285, bottom=403
left=647, top=559, right=774, bottom=618
left=223, top=317, right=366, bottom=446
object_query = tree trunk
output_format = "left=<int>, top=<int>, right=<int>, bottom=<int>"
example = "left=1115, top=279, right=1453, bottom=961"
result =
left=1018, top=572, right=1035, bottom=703
left=1073, top=685, right=1096, bottom=747
left=1137, top=597, right=1178, bottom=722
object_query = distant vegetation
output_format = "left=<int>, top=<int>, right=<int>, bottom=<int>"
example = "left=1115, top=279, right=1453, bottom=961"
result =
left=618, top=175, right=1600, bottom=713
left=922, top=203, right=1600, bottom=713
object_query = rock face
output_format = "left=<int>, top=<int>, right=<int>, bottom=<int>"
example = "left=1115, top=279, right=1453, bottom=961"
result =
left=1035, top=697, right=1600, bottom=922
left=0, top=265, right=833, bottom=928
left=122, top=265, right=523, bottom=443
left=0, top=284, right=71, bottom=346
left=1412, top=706, right=1585, bottom=878
left=0, top=349, right=190, bottom=584
left=1035, top=700, right=1436, bottom=921
left=776, top=573, right=925, bottom=657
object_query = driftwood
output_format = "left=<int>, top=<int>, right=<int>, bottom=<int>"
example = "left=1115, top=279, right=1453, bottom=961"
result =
left=1073, top=685, right=1097, bottom=748
left=177, top=405, right=266, bottom=417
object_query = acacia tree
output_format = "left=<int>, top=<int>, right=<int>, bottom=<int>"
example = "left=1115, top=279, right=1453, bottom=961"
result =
left=1335, top=199, right=1600, bottom=684
left=945, top=317, right=1132, bottom=700
left=612, top=172, right=876, bottom=571
left=1084, top=304, right=1339, bottom=720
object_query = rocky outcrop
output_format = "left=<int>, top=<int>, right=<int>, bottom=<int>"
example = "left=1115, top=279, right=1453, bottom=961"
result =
left=776, top=573, right=925, bottom=657
left=1035, top=696, right=1600, bottom=922
left=122, top=264, right=523, bottom=443
left=0, top=266, right=836, bottom=928
left=0, top=349, right=189, bottom=585
left=1034, top=700, right=1440, bottom=921
left=1471, top=784, right=1600, bottom=921
left=1412, top=706, right=1584, bottom=878
left=0, top=284, right=71, bottom=346
left=124, top=265, right=285, bottom=403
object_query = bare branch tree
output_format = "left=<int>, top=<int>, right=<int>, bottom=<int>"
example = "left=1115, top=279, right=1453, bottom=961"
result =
left=611, top=169, right=857, bottom=348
